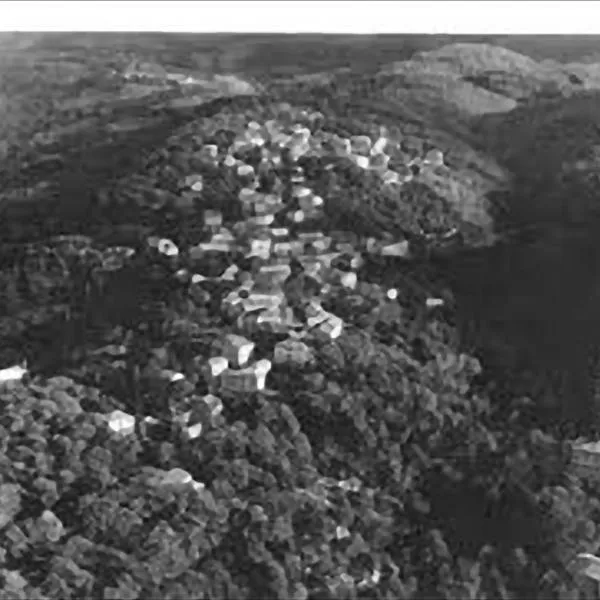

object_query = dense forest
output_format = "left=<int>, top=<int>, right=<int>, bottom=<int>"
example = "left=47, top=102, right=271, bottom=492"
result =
left=3, top=33, right=600, bottom=599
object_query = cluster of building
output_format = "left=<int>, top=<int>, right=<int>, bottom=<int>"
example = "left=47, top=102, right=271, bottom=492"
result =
left=121, top=58, right=204, bottom=87
left=94, top=107, right=449, bottom=456
left=0, top=103, right=454, bottom=505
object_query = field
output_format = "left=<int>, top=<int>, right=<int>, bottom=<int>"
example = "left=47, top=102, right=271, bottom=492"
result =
left=3, top=32, right=600, bottom=599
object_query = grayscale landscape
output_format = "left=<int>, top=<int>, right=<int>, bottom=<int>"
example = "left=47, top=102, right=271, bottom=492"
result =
left=3, top=32, right=600, bottom=599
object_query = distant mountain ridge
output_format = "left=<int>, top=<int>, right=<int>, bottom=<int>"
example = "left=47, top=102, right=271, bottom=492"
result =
left=4, top=36, right=600, bottom=249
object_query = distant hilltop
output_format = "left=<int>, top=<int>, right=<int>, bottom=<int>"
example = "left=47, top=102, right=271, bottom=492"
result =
left=121, top=58, right=260, bottom=95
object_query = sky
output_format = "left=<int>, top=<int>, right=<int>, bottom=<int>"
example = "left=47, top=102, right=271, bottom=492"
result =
left=1, top=1, right=600, bottom=35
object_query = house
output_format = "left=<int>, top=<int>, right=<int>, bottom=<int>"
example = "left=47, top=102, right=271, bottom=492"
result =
left=221, top=264, right=240, bottom=282
left=264, top=119, right=280, bottom=134
left=330, top=270, right=358, bottom=290
left=297, top=232, right=325, bottom=244
left=270, top=131, right=292, bottom=148
left=270, top=227, right=290, bottom=239
left=331, top=136, right=352, bottom=156
left=222, top=278, right=254, bottom=310
left=180, top=415, right=204, bottom=440
left=177, top=394, right=224, bottom=438
left=369, top=153, right=390, bottom=172
left=221, top=334, right=255, bottom=368
left=247, top=215, right=275, bottom=227
left=426, top=297, right=445, bottom=308
left=224, top=154, right=239, bottom=168
left=201, top=145, right=219, bottom=159
left=273, top=240, right=304, bottom=257
left=371, top=135, right=388, bottom=156
left=308, top=110, right=325, bottom=124
left=270, top=256, right=292, bottom=268
left=424, top=148, right=444, bottom=167
left=381, top=241, right=410, bottom=257
left=189, top=249, right=234, bottom=278
left=241, top=292, right=284, bottom=314
left=222, top=290, right=245, bottom=318
left=246, top=238, right=272, bottom=260
left=291, top=126, right=311, bottom=142
left=239, top=187, right=260, bottom=204
left=205, top=356, right=229, bottom=380
left=311, top=195, right=324, bottom=208
left=220, top=359, right=273, bottom=394
left=284, top=270, right=322, bottom=307
left=298, top=257, right=327, bottom=281
left=214, top=228, right=236, bottom=242
left=365, top=237, right=381, bottom=254
left=335, top=241, right=355, bottom=254
left=237, top=164, right=255, bottom=178
left=296, top=192, right=314, bottom=211
left=189, top=241, right=232, bottom=258
left=313, top=314, right=344, bottom=341
left=289, top=140, right=311, bottom=160
left=293, top=186, right=313, bottom=201
left=183, top=174, right=204, bottom=191
left=256, top=306, right=302, bottom=334
left=288, top=210, right=306, bottom=224
left=350, top=154, right=370, bottom=169
left=204, top=210, right=223, bottom=229
left=330, top=230, right=358, bottom=246
left=253, top=200, right=280, bottom=218
left=349, top=254, right=364, bottom=269
left=311, top=252, right=341, bottom=269
left=202, top=393, right=223, bottom=418
left=382, top=170, right=401, bottom=185
left=295, top=190, right=323, bottom=212
left=174, top=191, right=197, bottom=212
left=231, top=139, right=256, bottom=154
left=245, top=121, right=264, bottom=144
left=188, top=274, right=212, bottom=304
left=197, top=234, right=236, bottom=253
left=273, top=339, right=314, bottom=367
left=246, top=132, right=266, bottom=147
left=290, top=166, right=306, bottom=183
left=350, top=135, right=372, bottom=155
left=289, top=127, right=311, bottom=144
left=305, top=302, right=331, bottom=328
left=153, top=468, right=205, bottom=493
left=255, top=307, right=288, bottom=333
left=394, top=164, right=414, bottom=183
left=107, top=410, right=136, bottom=436
left=300, top=207, right=323, bottom=223
left=254, top=264, right=292, bottom=290
left=280, top=306, right=304, bottom=329
left=175, top=396, right=223, bottom=440
left=263, top=194, right=284, bottom=214
left=310, top=236, right=332, bottom=253
left=147, top=236, right=178, bottom=257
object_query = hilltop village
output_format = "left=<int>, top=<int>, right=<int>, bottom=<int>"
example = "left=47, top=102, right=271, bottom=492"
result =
left=12, top=103, right=448, bottom=490
left=9, top=35, right=600, bottom=599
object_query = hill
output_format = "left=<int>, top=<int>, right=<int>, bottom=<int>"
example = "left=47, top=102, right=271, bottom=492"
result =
left=17, top=32, right=600, bottom=77
left=5, top=35, right=600, bottom=420
left=317, top=44, right=600, bottom=421
left=5, top=35, right=600, bottom=424
left=3, top=35, right=600, bottom=599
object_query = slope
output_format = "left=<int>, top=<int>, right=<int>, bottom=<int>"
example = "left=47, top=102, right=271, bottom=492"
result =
left=1, top=37, right=600, bottom=600
left=313, top=44, right=600, bottom=425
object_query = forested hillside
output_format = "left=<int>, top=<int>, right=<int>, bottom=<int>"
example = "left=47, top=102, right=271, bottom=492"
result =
left=3, top=34, right=600, bottom=599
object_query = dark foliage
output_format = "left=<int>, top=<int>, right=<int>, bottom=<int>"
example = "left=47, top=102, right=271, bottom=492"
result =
left=2, top=36, right=600, bottom=600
